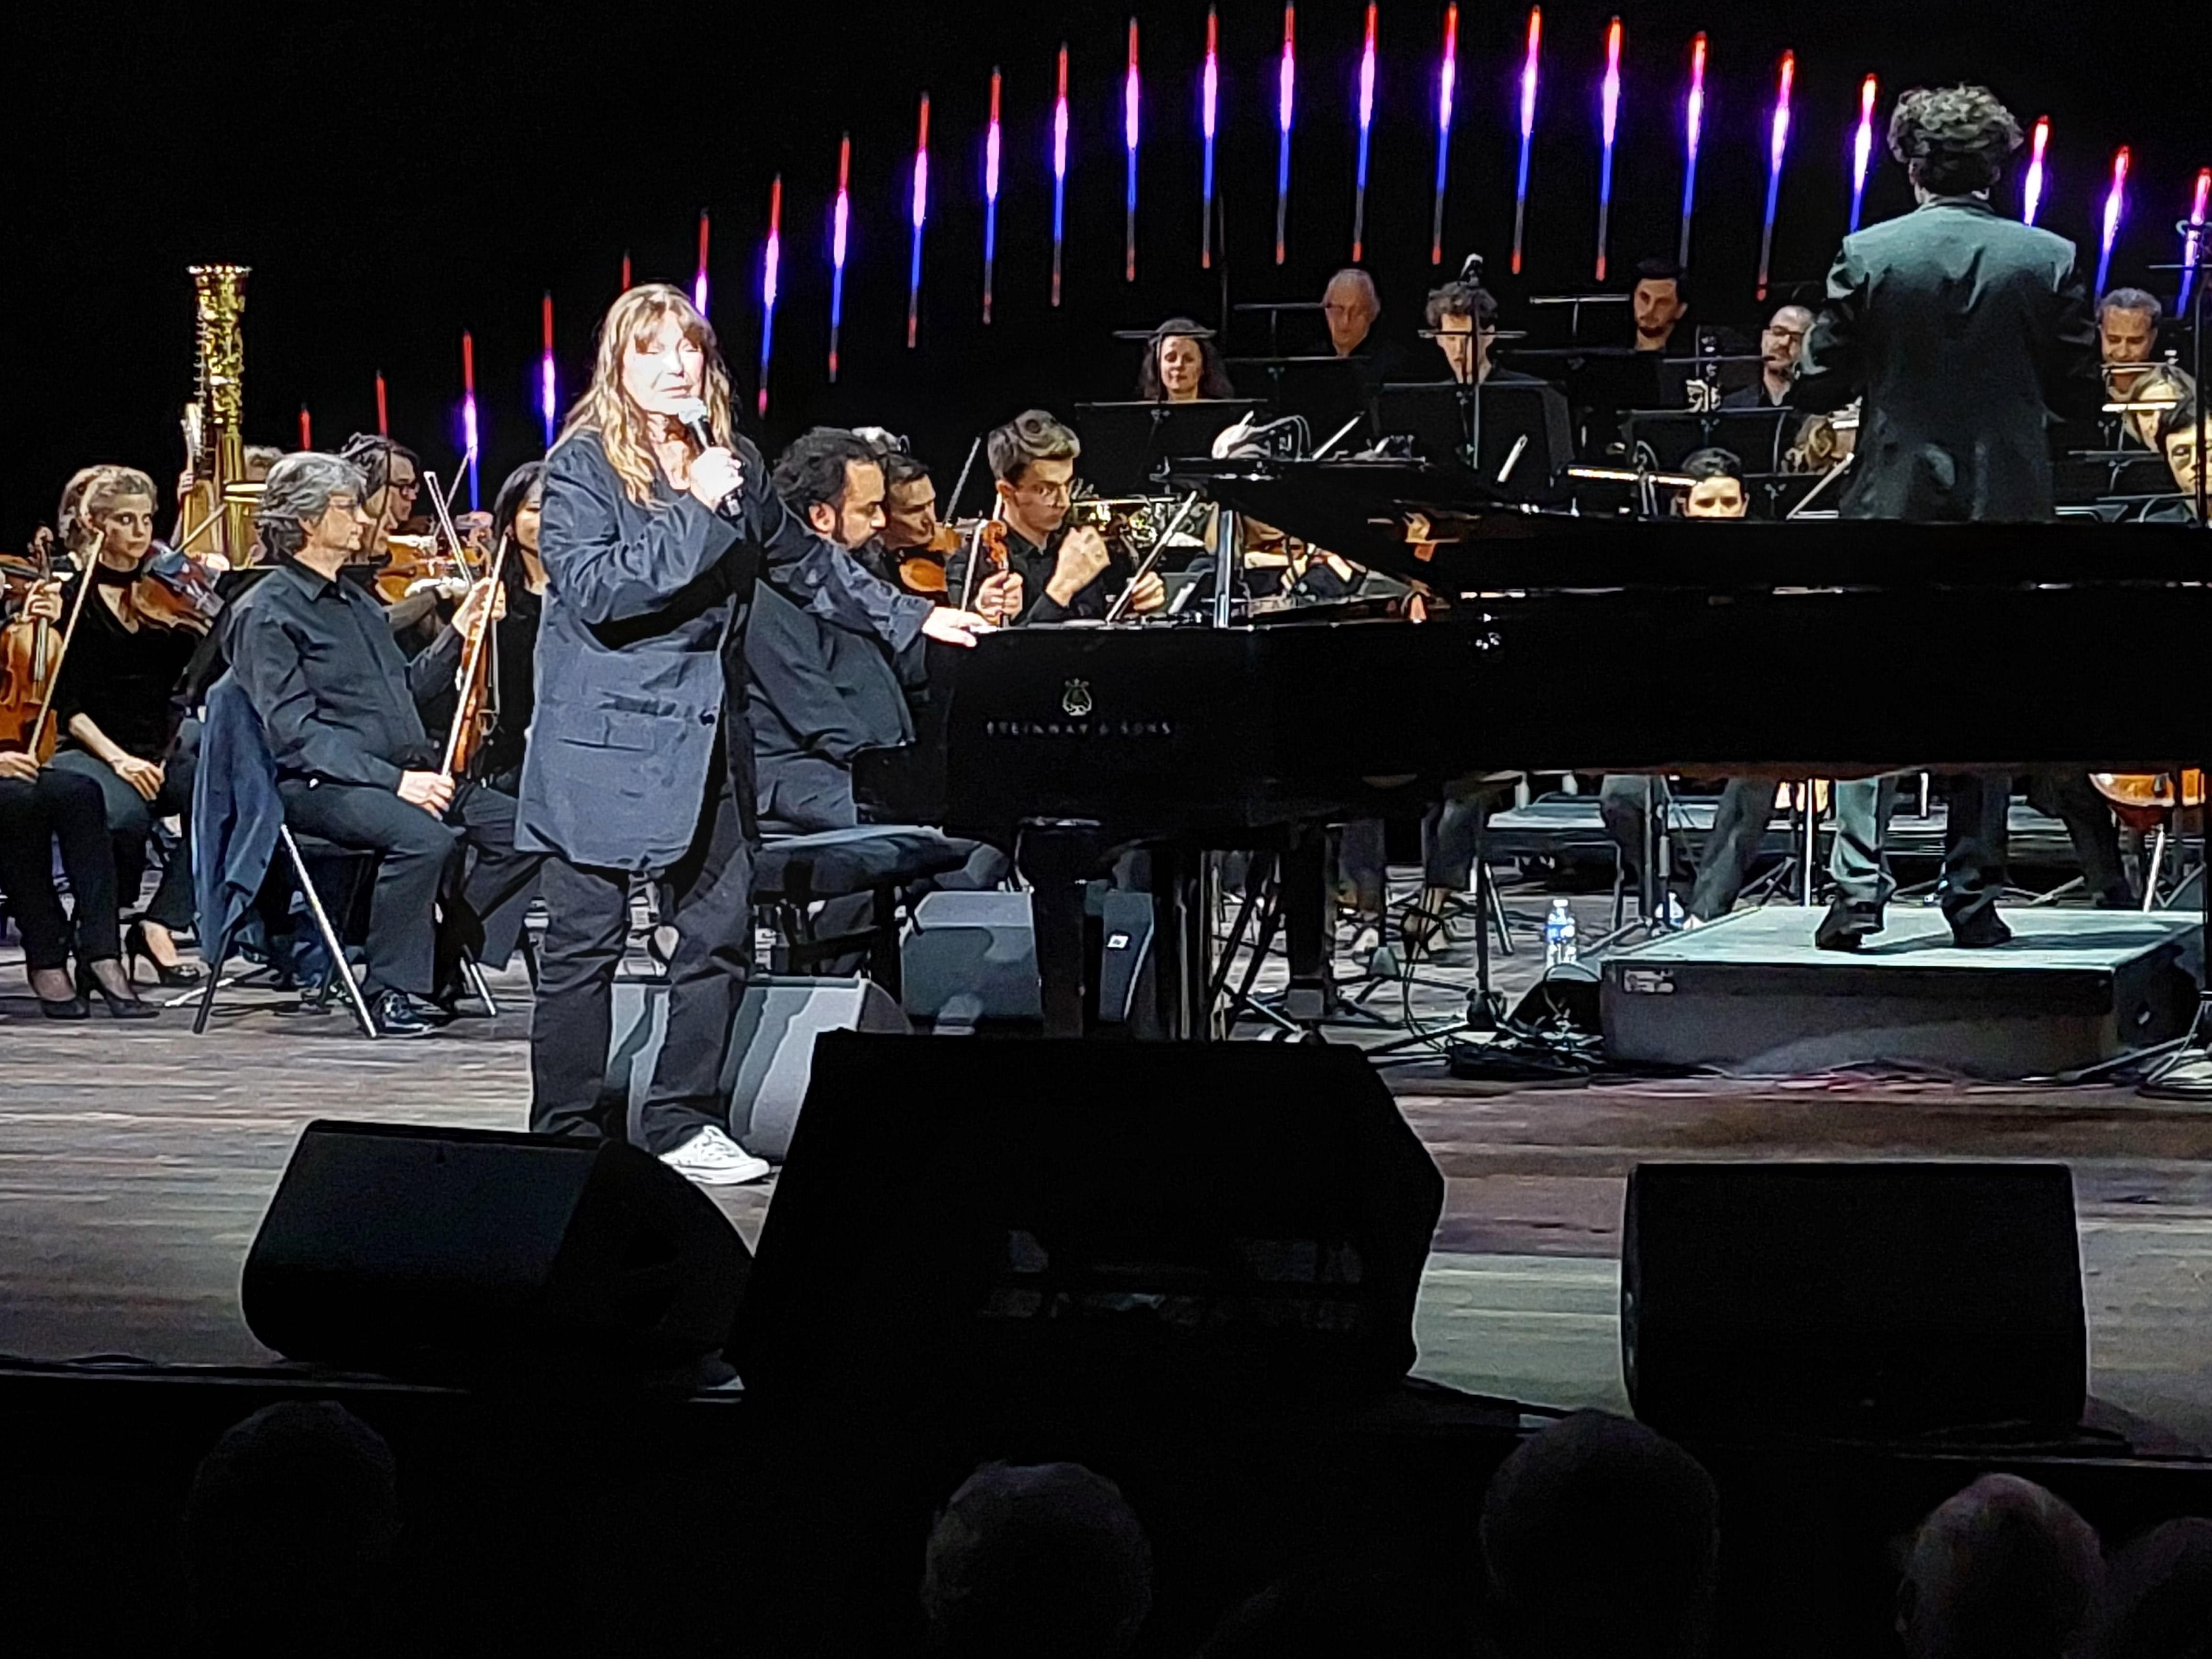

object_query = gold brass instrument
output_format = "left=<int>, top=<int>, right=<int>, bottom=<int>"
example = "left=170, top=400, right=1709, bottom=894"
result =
left=176, top=265, right=254, bottom=564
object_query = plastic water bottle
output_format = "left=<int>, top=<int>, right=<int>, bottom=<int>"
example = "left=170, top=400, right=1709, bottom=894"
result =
left=1544, top=898, right=1579, bottom=969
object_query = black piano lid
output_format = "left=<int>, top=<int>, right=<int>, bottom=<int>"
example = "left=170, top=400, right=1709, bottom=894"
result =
left=1164, top=457, right=2212, bottom=595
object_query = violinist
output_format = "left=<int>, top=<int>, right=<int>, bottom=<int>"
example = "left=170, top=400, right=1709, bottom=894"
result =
left=1, top=575, right=144, bottom=1018
left=45, top=466, right=209, bottom=991
left=875, top=447, right=951, bottom=597
left=228, top=453, right=540, bottom=1038
left=473, top=461, right=547, bottom=793
left=943, top=410, right=1165, bottom=623
left=1136, top=317, right=1237, bottom=402
left=335, top=433, right=459, bottom=644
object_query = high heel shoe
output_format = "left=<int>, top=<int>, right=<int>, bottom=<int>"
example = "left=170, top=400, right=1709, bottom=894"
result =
left=77, top=961, right=160, bottom=1020
left=126, top=920, right=204, bottom=988
left=33, top=973, right=88, bottom=1020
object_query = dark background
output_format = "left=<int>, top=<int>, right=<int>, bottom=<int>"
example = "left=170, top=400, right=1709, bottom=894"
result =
left=5, top=1, right=2205, bottom=541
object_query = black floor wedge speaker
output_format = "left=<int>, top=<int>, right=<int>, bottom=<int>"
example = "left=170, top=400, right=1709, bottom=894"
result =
left=1623, top=1161, right=2086, bottom=1438
left=243, top=1122, right=751, bottom=1381
left=731, top=1034, right=1444, bottom=1411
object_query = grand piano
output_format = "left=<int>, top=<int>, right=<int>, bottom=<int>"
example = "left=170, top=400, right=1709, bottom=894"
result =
left=928, top=458, right=2211, bottom=1038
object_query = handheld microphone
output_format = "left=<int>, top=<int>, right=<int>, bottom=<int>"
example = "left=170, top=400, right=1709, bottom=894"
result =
left=671, top=396, right=716, bottom=453
left=670, top=397, right=742, bottom=518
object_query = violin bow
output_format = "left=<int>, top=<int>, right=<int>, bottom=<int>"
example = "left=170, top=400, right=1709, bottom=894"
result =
left=421, top=465, right=484, bottom=583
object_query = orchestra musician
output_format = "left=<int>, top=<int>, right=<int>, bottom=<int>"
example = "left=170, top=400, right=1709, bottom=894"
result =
left=2097, top=287, right=2163, bottom=400
left=2118, top=364, right=2196, bottom=453
left=1424, top=272, right=1537, bottom=386
left=1722, top=305, right=1814, bottom=409
left=1629, top=258, right=1690, bottom=355
left=2143, top=397, right=2203, bottom=521
left=45, top=466, right=208, bottom=990
left=752, top=429, right=992, bottom=834
left=1, top=578, right=145, bottom=1018
left=420, top=460, right=548, bottom=796
left=943, top=412, right=1166, bottom=623
left=1794, top=82, right=2107, bottom=950
left=227, top=453, right=539, bottom=1038
left=1136, top=317, right=1237, bottom=402
left=518, top=283, right=975, bottom=1185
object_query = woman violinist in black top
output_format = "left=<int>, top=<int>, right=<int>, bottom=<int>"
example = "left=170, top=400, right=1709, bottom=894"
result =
left=46, top=465, right=210, bottom=989
left=479, top=460, right=546, bottom=794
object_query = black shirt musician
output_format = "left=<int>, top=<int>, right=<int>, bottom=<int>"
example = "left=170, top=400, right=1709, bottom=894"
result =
left=228, top=453, right=542, bottom=1037
left=1793, top=83, right=2107, bottom=951
left=1720, top=305, right=1813, bottom=409
left=943, top=411, right=1167, bottom=624
left=518, top=285, right=978, bottom=1186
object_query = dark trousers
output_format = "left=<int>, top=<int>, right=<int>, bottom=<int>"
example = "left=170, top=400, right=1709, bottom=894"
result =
left=48, top=718, right=199, bottom=933
left=2026, top=771, right=2131, bottom=905
left=1600, top=775, right=1777, bottom=921
left=759, top=751, right=856, bottom=836
left=0, top=767, right=122, bottom=970
left=277, top=777, right=535, bottom=997
left=531, top=741, right=754, bottom=1156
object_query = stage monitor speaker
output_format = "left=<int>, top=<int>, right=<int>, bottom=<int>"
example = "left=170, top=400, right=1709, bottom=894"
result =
left=732, top=1035, right=1443, bottom=1411
left=243, top=1122, right=750, bottom=1382
left=1622, top=1161, right=2085, bottom=1438
left=901, top=890, right=1042, bottom=1023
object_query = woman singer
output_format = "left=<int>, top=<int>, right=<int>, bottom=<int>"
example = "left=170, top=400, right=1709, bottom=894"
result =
left=519, top=283, right=989, bottom=1186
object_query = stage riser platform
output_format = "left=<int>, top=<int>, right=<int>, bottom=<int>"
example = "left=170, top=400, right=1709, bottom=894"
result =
left=1602, top=907, right=2203, bottom=1079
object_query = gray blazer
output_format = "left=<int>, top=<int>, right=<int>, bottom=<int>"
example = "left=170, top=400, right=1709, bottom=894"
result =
left=516, top=427, right=930, bottom=871
left=1795, top=196, right=2101, bottom=522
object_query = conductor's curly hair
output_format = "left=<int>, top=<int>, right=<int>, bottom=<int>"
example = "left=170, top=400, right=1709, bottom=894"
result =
left=1888, top=85, right=2023, bottom=198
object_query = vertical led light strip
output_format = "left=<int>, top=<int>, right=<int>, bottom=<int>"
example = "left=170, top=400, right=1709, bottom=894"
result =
left=1201, top=9, right=1219, bottom=269
left=1051, top=44, right=1070, bottom=307
left=1849, top=75, right=1877, bottom=232
left=758, top=175, right=782, bottom=417
left=1594, top=16, right=1622, bottom=281
left=1756, top=50, right=1795, bottom=302
left=2023, top=116, right=2049, bottom=225
left=620, top=253, right=632, bottom=292
left=2181, top=168, right=2210, bottom=310
left=540, top=293, right=557, bottom=449
left=908, top=94, right=930, bottom=348
left=984, top=69, right=1002, bottom=322
left=1351, top=2, right=1378, bottom=262
left=375, top=371, right=389, bottom=439
left=1511, top=7, right=1540, bottom=276
left=694, top=212, right=710, bottom=315
left=2096, top=146, right=2129, bottom=298
left=1678, top=32, right=1706, bottom=267
left=1275, top=5, right=1296, bottom=265
left=1124, top=21, right=1140, bottom=282
left=830, top=134, right=851, bottom=382
left=298, top=407, right=312, bottom=450
left=460, top=331, right=480, bottom=511
left=1430, top=2, right=1458, bottom=264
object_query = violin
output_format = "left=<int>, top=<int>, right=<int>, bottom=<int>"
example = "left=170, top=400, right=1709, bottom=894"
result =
left=371, top=533, right=473, bottom=607
left=1, top=529, right=103, bottom=763
left=129, top=542, right=224, bottom=635
left=2092, top=771, right=2206, bottom=833
left=953, top=516, right=1011, bottom=612
left=441, top=536, right=510, bottom=781
left=887, top=521, right=961, bottom=598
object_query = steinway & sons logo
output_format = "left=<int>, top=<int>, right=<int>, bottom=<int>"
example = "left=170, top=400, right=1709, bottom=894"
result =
left=1061, top=678, right=1094, bottom=717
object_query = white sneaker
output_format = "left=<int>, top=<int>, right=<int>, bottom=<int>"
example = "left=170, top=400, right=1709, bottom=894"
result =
left=658, top=1126, right=771, bottom=1186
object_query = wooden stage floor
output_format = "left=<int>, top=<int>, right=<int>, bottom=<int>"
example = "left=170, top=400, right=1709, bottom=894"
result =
left=4, top=905, right=2212, bottom=1451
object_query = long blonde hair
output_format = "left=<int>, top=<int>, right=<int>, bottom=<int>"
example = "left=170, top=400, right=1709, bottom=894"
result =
left=558, top=283, right=735, bottom=506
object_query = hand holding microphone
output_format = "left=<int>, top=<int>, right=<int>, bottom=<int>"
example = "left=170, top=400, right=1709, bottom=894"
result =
left=673, top=397, right=743, bottom=513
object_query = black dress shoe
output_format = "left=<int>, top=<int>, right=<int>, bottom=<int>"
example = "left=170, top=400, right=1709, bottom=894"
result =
left=125, top=920, right=204, bottom=987
left=1814, top=899, right=1882, bottom=952
left=367, top=988, right=440, bottom=1038
left=1948, top=909, right=2013, bottom=949
left=76, top=961, right=160, bottom=1019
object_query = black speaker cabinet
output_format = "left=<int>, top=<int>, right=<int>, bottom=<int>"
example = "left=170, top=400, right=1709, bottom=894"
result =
left=732, top=1034, right=1443, bottom=1411
left=1623, top=1161, right=2086, bottom=1438
left=243, top=1122, right=750, bottom=1381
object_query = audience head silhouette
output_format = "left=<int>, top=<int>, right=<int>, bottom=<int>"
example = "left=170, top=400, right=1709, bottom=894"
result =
left=1478, top=1411, right=1720, bottom=1659
left=2085, top=1516, right=2212, bottom=1659
left=1896, top=1474, right=2102, bottom=1659
left=920, top=1460, right=1153, bottom=1659
left=180, top=1402, right=400, bottom=1652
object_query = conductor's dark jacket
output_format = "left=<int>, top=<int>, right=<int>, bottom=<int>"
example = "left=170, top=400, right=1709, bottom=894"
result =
left=518, top=428, right=932, bottom=872
left=1794, top=195, right=2101, bottom=522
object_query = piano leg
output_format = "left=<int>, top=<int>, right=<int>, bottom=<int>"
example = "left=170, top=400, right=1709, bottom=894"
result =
left=1148, top=844, right=1221, bottom=1042
left=1018, top=820, right=1104, bottom=1039
left=1281, top=827, right=1330, bottom=1034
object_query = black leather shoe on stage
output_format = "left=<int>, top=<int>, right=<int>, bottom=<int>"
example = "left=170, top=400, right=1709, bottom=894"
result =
left=76, top=961, right=160, bottom=1020
left=367, top=988, right=439, bottom=1038
left=1814, top=899, right=1882, bottom=952
left=1948, top=909, right=2014, bottom=949
left=125, top=920, right=203, bottom=988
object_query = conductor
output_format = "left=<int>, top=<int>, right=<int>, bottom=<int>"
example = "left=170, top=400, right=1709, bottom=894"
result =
left=1792, top=83, right=2103, bottom=951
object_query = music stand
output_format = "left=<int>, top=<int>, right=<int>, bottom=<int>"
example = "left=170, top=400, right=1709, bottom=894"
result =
left=1073, top=399, right=1264, bottom=496
left=1623, top=407, right=1797, bottom=474
left=1374, top=380, right=1573, bottom=503
left=1506, top=347, right=1666, bottom=455
left=1228, top=355, right=1377, bottom=444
